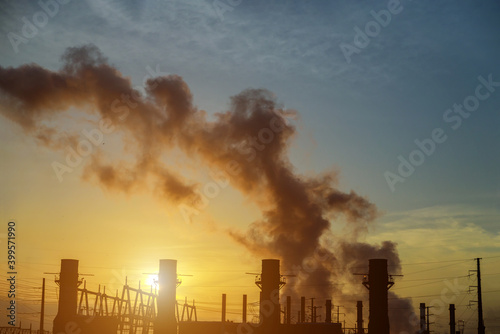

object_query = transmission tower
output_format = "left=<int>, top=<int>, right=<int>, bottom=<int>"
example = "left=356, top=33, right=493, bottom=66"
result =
left=468, top=258, right=485, bottom=334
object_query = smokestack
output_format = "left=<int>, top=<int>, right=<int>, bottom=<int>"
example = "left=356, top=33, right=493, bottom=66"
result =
left=420, top=303, right=426, bottom=334
left=312, top=306, right=316, bottom=323
left=300, top=296, right=306, bottom=323
left=40, top=278, right=45, bottom=333
left=325, top=300, right=332, bottom=323
left=155, top=259, right=177, bottom=334
left=286, top=296, right=291, bottom=324
left=53, top=259, right=79, bottom=333
left=258, top=259, right=281, bottom=332
left=449, top=304, right=456, bottom=334
left=364, top=259, right=393, bottom=334
left=243, top=294, right=247, bottom=323
left=222, top=294, right=227, bottom=322
left=357, top=301, right=363, bottom=334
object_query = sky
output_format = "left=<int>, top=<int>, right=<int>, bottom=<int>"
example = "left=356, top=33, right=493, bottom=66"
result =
left=0, top=0, right=499, bottom=333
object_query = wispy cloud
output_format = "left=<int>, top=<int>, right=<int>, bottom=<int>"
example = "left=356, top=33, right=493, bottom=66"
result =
left=369, top=205, right=500, bottom=259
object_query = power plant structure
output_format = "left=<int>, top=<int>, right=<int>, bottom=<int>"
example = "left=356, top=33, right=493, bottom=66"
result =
left=50, top=258, right=345, bottom=334
left=2, top=253, right=485, bottom=334
left=40, top=257, right=472, bottom=334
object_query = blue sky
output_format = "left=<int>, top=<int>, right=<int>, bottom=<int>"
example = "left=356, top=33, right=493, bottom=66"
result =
left=1, top=0, right=499, bottom=332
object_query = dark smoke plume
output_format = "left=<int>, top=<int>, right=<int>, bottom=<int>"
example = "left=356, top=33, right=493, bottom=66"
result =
left=0, top=45, right=415, bottom=332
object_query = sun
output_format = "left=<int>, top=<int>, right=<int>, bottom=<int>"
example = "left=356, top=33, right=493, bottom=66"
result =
left=145, top=274, right=158, bottom=287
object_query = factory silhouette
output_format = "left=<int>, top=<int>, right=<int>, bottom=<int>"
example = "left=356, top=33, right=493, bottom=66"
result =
left=49, top=258, right=396, bottom=334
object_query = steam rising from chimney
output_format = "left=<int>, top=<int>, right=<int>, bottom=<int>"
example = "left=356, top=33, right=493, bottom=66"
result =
left=0, top=45, right=415, bottom=331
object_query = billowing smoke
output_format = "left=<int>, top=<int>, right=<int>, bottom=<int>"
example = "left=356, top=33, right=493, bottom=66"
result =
left=0, top=45, right=415, bottom=332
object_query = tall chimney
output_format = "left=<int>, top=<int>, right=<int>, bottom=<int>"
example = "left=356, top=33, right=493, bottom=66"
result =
left=243, top=294, right=247, bottom=323
left=258, top=259, right=281, bottom=333
left=420, top=303, right=426, bottom=334
left=286, top=296, right=291, bottom=324
left=222, top=294, right=227, bottom=322
left=357, top=301, right=363, bottom=334
left=363, top=259, right=393, bottom=334
left=53, top=259, right=79, bottom=333
left=300, top=297, right=305, bottom=323
left=325, top=300, right=332, bottom=323
left=40, top=278, right=45, bottom=333
left=449, top=304, right=456, bottom=334
left=154, top=259, right=177, bottom=334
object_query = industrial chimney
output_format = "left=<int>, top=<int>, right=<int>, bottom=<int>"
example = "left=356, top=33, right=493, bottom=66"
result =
left=300, top=296, right=306, bottom=323
left=449, top=304, right=456, bottom=334
left=255, top=259, right=284, bottom=333
left=53, top=259, right=79, bottom=333
left=420, top=303, right=426, bottom=334
left=325, top=300, right=332, bottom=323
left=357, top=301, right=364, bottom=334
left=154, top=259, right=178, bottom=334
left=362, top=259, right=394, bottom=334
